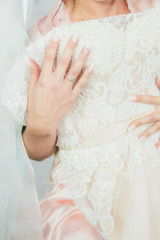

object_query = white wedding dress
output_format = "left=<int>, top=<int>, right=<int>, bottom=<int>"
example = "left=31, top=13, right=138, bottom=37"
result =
left=2, top=4, right=160, bottom=240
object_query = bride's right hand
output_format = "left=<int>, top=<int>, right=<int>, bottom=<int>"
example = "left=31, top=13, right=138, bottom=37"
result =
left=27, top=36, right=92, bottom=137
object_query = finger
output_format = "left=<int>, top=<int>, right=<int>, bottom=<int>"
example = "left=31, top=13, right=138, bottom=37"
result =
left=28, top=59, right=41, bottom=93
left=128, top=94, right=160, bottom=105
left=64, top=47, right=90, bottom=87
left=56, top=36, right=79, bottom=81
left=138, top=122, right=160, bottom=140
left=155, top=138, right=160, bottom=148
left=156, top=76, right=160, bottom=89
left=127, top=111, right=160, bottom=130
left=42, top=38, right=59, bottom=74
left=72, top=65, right=93, bottom=99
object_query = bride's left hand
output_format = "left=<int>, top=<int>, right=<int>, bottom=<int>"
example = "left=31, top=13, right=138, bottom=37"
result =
left=127, top=77, right=160, bottom=148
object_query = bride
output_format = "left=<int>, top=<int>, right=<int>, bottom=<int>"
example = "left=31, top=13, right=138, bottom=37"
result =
left=1, top=0, right=160, bottom=239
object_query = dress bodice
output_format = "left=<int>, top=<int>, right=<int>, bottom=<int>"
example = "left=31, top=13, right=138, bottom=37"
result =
left=54, top=7, right=160, bottom=149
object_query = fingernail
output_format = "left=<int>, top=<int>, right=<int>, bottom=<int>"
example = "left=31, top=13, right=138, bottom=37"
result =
left=127, top=124, right=136, bottom=132
left=72, top=35, right=78, bottom=43
left=27, top=59, right=32, bottom=68
left=139, top=136, right=146, bottom=142
left=53, top=36, right=59, bottom=43
left=128, top=96, right=137, bottom=101
left=88, top=65, right=94, bottom=73
left=155, top=141, right=160, bottom=148
left=156, top=76, right=160, bottom=81
left=83, top=47, right=90, bottom=55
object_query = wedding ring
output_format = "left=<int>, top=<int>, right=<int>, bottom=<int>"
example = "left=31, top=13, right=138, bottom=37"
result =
left=65, top=74, right=76, bottom=83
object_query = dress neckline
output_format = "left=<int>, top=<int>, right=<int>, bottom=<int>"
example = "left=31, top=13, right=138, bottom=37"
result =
left=68, top=6, right=158, bottom=25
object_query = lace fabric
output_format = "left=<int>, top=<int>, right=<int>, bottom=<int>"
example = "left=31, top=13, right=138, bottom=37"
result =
left=56, top=123, right=160, bottom=238
left=2, top=5, right=160, bottom=239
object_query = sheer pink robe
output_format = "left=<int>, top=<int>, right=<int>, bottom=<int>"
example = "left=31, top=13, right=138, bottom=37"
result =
left=27, top=1, right=159, bottom=239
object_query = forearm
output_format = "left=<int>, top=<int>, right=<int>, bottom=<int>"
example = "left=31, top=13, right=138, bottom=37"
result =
left=22, top=127, right=58, bottom=161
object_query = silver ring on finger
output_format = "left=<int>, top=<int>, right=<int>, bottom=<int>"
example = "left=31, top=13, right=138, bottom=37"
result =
left=65, top=74, right=76, bottom=83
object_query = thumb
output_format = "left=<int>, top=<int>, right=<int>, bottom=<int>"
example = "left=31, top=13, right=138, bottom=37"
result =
left=155, top=76, right=160, bottom=89
left=28, top=58, right=41, bottom=93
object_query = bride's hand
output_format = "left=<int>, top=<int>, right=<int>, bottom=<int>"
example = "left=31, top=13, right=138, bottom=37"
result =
left=27, top=36, right=92, bottom=136
left=127, top=77, right=160, bottom=148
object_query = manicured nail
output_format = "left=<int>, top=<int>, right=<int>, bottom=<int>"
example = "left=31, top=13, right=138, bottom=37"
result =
left=128, top=96, right=137, bottom=101
left=83, top=47, right=90, bottom=55
left=27, top=59, right=32, bottom=68
left=139, top=136, right=146, bottom=142
left=155, top=143, right=159, bottom=149
left=127, top=124, right=136, bottom=132
left=53, top=36, right=59, bottom=43
left=88, top=65, right=94, bottom=73
left=156, top=76, right=160, bottom=81
left=72, top=35, right=78, bottom=43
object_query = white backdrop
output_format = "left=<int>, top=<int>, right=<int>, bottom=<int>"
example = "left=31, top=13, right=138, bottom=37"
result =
left=30, top=0, right=56, bottom=200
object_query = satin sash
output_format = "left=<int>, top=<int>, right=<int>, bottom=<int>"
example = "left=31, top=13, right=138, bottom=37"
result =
left=58, top=109, right=155, bottom=151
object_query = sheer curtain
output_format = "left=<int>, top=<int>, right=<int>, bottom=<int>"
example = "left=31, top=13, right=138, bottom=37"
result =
left=0, top=0, right=49, bottom=239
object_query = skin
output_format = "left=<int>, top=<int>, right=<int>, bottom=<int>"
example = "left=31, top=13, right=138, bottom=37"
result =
left=66, top=0, right=129, bottom=21
left=22, top=0, right=160, bottom=161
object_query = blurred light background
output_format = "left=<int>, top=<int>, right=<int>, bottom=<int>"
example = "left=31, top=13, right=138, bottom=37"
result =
left=30, top=0, right=56, bottom=201
left=29, top=0, right=55, bottom=26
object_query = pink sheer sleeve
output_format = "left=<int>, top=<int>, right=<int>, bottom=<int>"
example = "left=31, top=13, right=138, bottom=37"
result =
left=132, top=0, right=160, bottom=12
left=27, top=0, right=71, bottom=42
left=27, top=22, right=43, bottom=42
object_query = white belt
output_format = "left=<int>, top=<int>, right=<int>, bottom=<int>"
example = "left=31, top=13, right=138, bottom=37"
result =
left=55, top=109, right=154, bottom=165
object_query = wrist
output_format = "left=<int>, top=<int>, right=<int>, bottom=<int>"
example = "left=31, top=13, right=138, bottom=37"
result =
left=22, top=125, right=58, bottom=160
left=25, top=120, right=58, bottom=138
